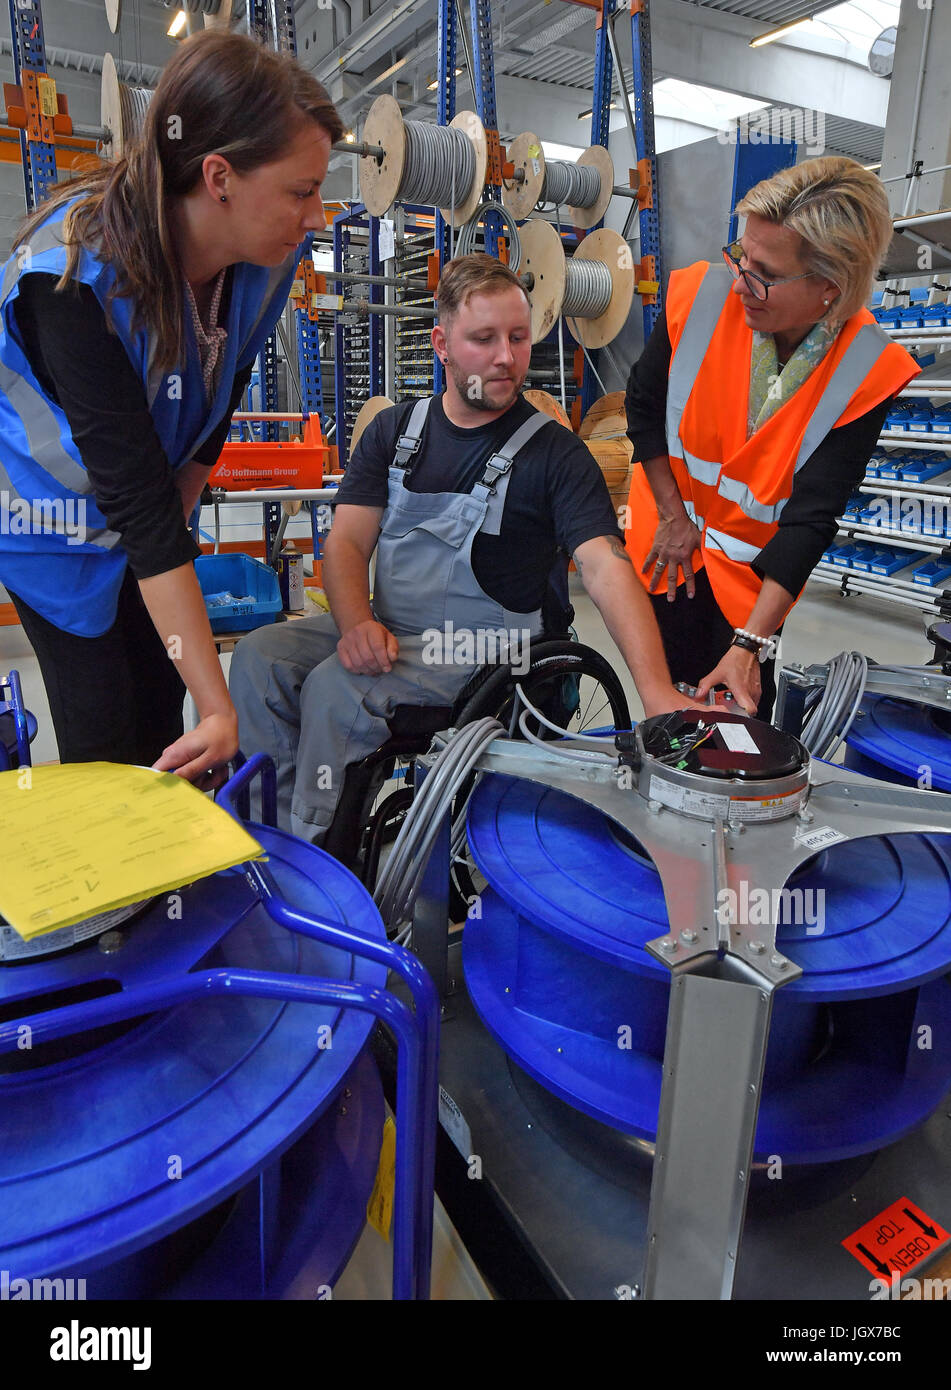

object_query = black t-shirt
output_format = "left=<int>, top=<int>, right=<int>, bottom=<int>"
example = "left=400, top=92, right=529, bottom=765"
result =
left=337, top=393, right=621, bottom=612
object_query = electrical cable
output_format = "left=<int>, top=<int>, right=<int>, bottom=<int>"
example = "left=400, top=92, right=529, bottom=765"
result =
left=455, top=201, right=522, bottom=271
left=400, top=121, right=476, bottom=211
left=541, top=159, right=601, bottom=210
left=512, top=681, right=619, bottom=756
left=561, top=259, right=613, bottom=318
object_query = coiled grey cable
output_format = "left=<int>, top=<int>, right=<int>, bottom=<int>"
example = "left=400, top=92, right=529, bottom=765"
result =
left=562, top=259, right=613, bottom=318
left=400, top=121, right=476, bottom=210
left=541, top=159, right=601, bottom=210
left=454, top=200, right=522, bottom=271
left=117, top=82, right=153, bottom=142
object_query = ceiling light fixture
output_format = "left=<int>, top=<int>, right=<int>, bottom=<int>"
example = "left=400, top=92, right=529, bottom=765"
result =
left=749, top=18, right=813, bottom=48
left=578, top=102, right=617, bottom=120
left=167, top=9, right=187, bottom=38
left=427, top=68, right=464, bottom=91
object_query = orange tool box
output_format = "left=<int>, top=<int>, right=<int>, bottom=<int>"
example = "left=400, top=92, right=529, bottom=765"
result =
left=209, top=415, right=331, bottom=491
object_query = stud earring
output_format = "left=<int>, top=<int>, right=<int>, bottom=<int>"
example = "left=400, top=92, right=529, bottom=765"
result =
left=220, top=194, right=227, bottom=203
left=823, top=298, right=830, bottom=305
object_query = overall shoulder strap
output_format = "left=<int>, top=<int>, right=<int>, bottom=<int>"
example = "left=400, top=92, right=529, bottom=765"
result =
left=392, top=396, right=433, bottom=469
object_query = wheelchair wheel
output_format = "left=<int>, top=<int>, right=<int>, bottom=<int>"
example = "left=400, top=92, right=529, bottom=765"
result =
left=454, top=639, right=631, bottom=735
left=449, top=641, right=631, bottom=918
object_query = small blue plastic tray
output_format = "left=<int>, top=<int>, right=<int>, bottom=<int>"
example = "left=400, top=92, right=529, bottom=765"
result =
left=195, top=554, right=282, bottom=633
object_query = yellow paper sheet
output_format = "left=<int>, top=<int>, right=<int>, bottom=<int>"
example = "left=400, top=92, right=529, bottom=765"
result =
left=0, top=762, right=264, bottom=940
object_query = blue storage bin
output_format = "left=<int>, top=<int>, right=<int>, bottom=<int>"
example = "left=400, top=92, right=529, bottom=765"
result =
left=900, top=307, right=925, bottom=329
left=885, top=404, right=913, bottom=432
left=195, top=554, right=283, bottom=634
left=906, top=403, right=934, bottom=433
left=870, top=548, right=927, bottom=575
left=853, top=546, right=893, bottom=571
left=900, top=458, right=951, bottom=483
left=912, top=558, right=951, bottom=587
left=931, top=402, right=951, bottom=435
left=922, top=303, right=949, bottom=329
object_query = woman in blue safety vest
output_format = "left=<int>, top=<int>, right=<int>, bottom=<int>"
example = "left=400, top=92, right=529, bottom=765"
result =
left=0, top=29, right=340, bottom=785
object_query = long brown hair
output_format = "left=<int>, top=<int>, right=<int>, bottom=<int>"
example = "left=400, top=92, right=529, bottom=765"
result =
left=13, top=30, right=343, bottom=372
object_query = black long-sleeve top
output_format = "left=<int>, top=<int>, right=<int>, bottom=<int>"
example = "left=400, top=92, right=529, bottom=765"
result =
left=11, top=271, right=253, bottom=580
left=624, top=308, right=891, bottom=598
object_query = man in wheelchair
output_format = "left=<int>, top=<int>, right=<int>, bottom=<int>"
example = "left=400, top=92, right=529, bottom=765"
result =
left=229, top=253, right=688, bottom=845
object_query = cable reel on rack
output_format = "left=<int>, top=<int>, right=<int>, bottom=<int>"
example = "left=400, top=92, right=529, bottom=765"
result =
left=359, top=95, right=488, bottom=226
left=502, top=132, right=614, bottom=229
left=518, top=217, right=633, bottom=347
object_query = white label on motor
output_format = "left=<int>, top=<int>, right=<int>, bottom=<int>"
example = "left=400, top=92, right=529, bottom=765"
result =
left=795, top=824, right=847, bottom=851
left=439, top=1086, right=472, bottom=1161
left=648, top=774, right=728, bottom=818
left=649, top=775, right=805, bottom=822
left=716, top=722, right=759, bottom=754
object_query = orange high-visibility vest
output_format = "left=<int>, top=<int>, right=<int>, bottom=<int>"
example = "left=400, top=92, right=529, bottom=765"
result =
left=623, top=262, right=920, bottom=628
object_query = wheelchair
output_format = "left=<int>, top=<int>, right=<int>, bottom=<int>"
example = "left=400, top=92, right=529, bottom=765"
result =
left=321, top=635, right=632, bottom=913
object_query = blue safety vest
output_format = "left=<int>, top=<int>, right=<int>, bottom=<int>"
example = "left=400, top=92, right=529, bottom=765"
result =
left=0, top=197, right=302, bottom=635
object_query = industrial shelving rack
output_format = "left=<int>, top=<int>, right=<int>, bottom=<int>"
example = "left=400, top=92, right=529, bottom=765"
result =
left=813, top=322, right=951, bottom=618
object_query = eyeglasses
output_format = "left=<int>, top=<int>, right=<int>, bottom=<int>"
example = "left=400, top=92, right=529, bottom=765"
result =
left=721, top=241, right=816, bottom=301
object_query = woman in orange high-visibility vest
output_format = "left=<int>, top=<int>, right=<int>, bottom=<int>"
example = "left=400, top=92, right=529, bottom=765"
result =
left=623, top=157, right=919, bottom=717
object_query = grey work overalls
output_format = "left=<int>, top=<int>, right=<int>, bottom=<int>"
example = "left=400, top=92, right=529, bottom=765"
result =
left=229, top=395, right=552, bottom=842
left=372, top=395, right=550, bottom=642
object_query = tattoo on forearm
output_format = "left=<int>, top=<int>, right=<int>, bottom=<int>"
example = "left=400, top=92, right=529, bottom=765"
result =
left=572, top=551, right=583, bottom=577
left=608, top=537, right=633, bottom=566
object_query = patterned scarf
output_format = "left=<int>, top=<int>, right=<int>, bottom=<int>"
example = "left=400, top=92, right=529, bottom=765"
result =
left=184, top=268, right=229, bottom=402
left=748, top=318, right=839, bottom=437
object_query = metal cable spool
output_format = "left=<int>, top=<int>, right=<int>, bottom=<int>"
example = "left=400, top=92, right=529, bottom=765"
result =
left=503, top=133, right=614, bottom=229
left=360, top=96, right=487, bottom=224
left=100, top=52, right=154, bottom=159
left=518, top=218, right=633, bottom=347
left=462, top=731, right=951, bottom=1169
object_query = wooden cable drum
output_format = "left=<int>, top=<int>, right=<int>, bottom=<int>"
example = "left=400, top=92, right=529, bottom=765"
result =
left=523, top=389, right=570, bottom=430
left=100, top=52, right=154, bottom=159
left=349, top=395, right=394, bottom=456
left=579, top=393, right=633, bottom=511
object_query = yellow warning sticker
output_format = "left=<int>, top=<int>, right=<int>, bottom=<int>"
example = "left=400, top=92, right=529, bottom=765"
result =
left=366, top=1115, right=397, bottom=1242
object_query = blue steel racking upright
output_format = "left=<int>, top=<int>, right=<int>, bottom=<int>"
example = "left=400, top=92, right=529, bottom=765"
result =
left=432, top=0, right=458, bottom=397
left=6, top=0, right=59, bottom=211
left=627, top=0, right=663, bottom=337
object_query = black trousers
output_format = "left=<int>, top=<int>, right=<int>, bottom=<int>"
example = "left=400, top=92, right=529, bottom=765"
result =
left=9, top=567, right=186, bottom=765
left=649, top=567, right=777, bottom=721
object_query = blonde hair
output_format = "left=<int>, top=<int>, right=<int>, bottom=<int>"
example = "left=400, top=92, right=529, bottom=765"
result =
left=735, top=156, right=892, bottom=322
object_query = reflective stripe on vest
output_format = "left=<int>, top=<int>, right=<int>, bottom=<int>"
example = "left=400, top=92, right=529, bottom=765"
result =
left=704, top=526, right=760, bottom=564
left=0, top=200, right=302, bottom=634
left=666, top=264, right=731, bottom=447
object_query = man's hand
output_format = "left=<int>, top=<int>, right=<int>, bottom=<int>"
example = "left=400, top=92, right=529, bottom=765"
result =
left=337, top=619, right=400, bottom=675
left=696, top=645, right=760, bottom=715
left=643, top=513, right=702, bottom=600
left=153, top=709, right=239, bottom=790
